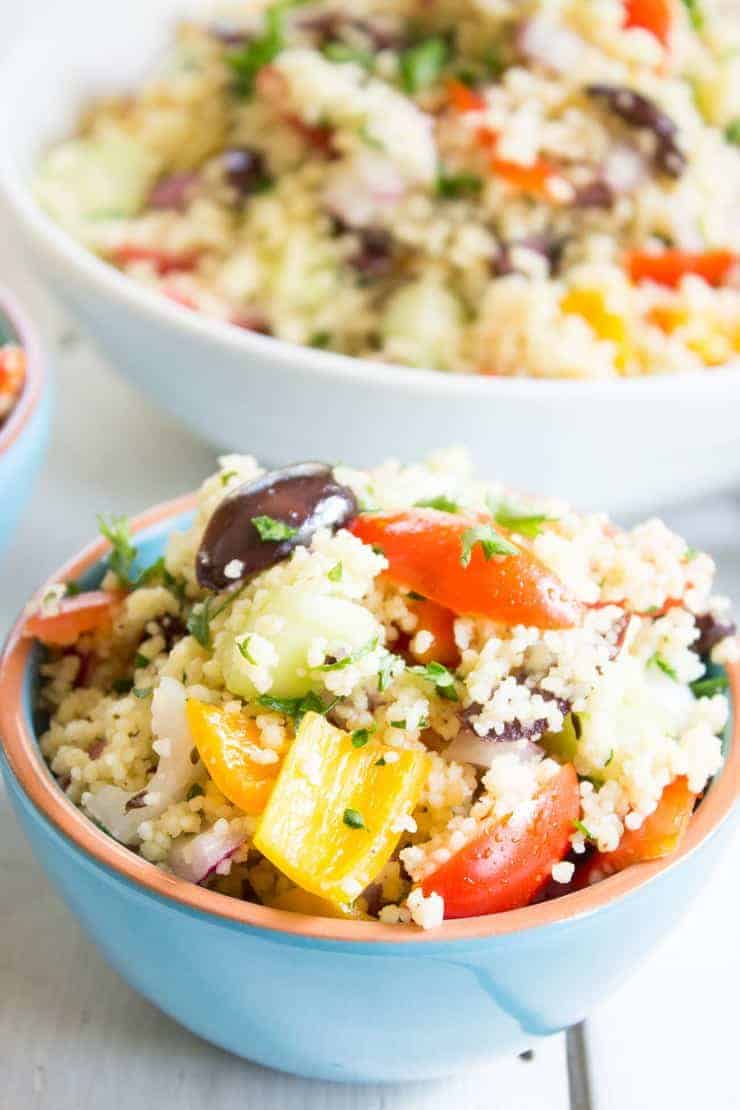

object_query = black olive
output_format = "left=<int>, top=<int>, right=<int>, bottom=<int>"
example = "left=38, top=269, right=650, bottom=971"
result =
left=222, top=148, right=270, bottom=195
left=586, top=85, right=686, bottom=178
left=693, top=612, right=737, bottom=657
left=572, top=179, right=615, bottom=209
left=349, top=228, right=395, bottom=279
left=196, top=462, right=358, bottom=591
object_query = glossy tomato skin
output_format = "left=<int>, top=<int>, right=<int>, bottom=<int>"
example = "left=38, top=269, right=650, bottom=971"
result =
left=349, top=509, right=580, bottom=630
left=422, top=764, right=580, bottom=918
left=23, top=591, right=118, bottom=646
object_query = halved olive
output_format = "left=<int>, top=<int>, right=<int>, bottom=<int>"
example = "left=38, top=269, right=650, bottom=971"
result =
left=196, top=462, right=358, bottom=591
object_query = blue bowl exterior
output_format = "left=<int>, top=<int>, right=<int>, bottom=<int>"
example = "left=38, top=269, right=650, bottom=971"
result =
left=0, top=362, right=51, bottom=557
left=1, top=511, right=736, bottom=1082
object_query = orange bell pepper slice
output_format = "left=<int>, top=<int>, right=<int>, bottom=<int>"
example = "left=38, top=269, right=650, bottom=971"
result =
left=447, top=77, right=486, bottom=113
left=254, top=712, right=430, bottom=906
left=187, top=700, right=281, bottom=816
left=112, top=245, right=200, bottom=275
left=626, top=249, right=736, bottom=288
left=24, top=590, right=119, bottom=647
left=0, top=344, right=26, bottom=398
left=349, top=509, right=581, bottom=630
left=623, top=0, right=672, bottom=46
left=422, top=763, right=580, bottom=918
left=595, top=776, right=696, bottom=874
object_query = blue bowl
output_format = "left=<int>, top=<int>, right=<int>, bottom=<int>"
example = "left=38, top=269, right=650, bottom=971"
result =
left=1, top=505, right=738, bottom=1083
left=0, top=289, right=52, bottom=556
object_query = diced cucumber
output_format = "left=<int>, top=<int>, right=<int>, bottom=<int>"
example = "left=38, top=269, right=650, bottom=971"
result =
left=220, top=585, right=379, bottom=700
left=381, top=278, right=463, bottom=371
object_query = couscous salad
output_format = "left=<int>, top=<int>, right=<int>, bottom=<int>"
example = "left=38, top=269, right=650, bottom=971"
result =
left=0, top=331, right=25, bottom=432
left=35, top=0, right=740, bottom=379
left=26, top=452, right=736, bottom=928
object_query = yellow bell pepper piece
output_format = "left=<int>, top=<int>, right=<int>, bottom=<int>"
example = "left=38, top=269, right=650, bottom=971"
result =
left=268, top=887, right=369, bottom=920
left=186, top=700, right=281, bottom=816
left=561, top=288, right=632, bottom=371
left=254, top=712, right=430, bottom=906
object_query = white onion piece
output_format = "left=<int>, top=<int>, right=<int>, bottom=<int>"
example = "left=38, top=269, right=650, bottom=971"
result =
left=83, top=677, right=198, bottom=845
left=444, top=729, right=542, bottom=768
left=518, top=17, right=586, bottom=74
left=603, top=144, right=648, bottom=194
left=169, top=825, right=246, bottom=883
left=323, top=150, right=406, bottom=229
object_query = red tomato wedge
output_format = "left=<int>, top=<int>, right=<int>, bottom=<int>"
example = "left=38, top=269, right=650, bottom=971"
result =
left=491, top=156, right=561, bottom=199
left=590, top=777, right=696, bottom=877
left=422, top=763, right=580, bottom=918
left=349, top=509, right=581, bottom=629
left=406, top=595, right=459, bottom=667
left=626, top=249, right=736, bottom=288
left=24, top=591, right=119, bottom=647
left=623, top=0, right=672, bottom=46
left=447, top=78, right=486, bottom=113
left=112, top=245, right=200, bottom=275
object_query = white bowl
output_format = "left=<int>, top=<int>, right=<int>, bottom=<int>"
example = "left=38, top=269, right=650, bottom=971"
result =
left=1, top=0, right=739, bottom=514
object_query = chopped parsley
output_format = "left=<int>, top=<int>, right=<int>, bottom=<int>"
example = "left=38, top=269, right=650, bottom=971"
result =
left=132, top=686, right=153, bottom=699
left=323, top=42, right=373, bottom=68
left=684, top=547, right=700, bottom=562
left=65, top=579, right=82, bottom=597
left=227, top=2, right=289, bottom=96
left=134, top=653, right=150, bottom=669
left=252, top=515, right=298, bottom=542
left=237, top=636, right=257, bottom=665
left=112, top=677, right=133, bottom=695
left=186, top=582, right=248, bottom=650
left=726, top=119, right=740, bottom=145
left=318, top=637, right=378, bottom=672
left=390, top=719, right=407, bottom=729
left=220, top=469, right=238, bottom=486
left=375, top=756, right=387, bottom=767
left=488, top=497, right=557, bottom=539
left=400, top=37, right=448, bottom=94
left=186, top=783, right=205, bottom=801
left=134, top=556, right=174, bottom=589
left=410, top=660, right=458, bottom=701
left=681, top=0, right=704, bottom=30
left=97, top=514, right=137, bottom=586
left=573, top=818, right=594, bottom=841
left=309, top=331, right=331, bottom=349
left=690, top=674, right=729, bottom=698
left=328, top=561, right=343, bottom=582
left=649, top=652, right=678, bottom=681
left=343, top=807, right=366, bottom=830
left=351, top=727, right=374, bottom=748
left=459, top=524, right=518, bottom=567
left=436, top=171, right=482, bottom=199
left=257, top=690, right=337, bottom=723
left=414, top=495, right=461, bottom=513
left=604, top=749, right=614, bottom=767
left=377, top=653, right=399, bottom=692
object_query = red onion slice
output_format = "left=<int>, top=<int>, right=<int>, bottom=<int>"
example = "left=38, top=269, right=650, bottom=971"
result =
left=169, top=825, right=246, bottom=883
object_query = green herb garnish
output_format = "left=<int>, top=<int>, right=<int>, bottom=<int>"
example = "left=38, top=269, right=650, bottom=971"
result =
left=257, top=690, right=337, bottom=723
left=351, top=727, right=374, bottom=748
left=690, top=674, right=729, bottom=698
left=681, top=0, right=704, bottom=30
left=112, top=677, right=133, bottom=695
left=309, top=331, right=331, bottom=349
left=319, top=637, right=378, bottom=672
left=375, top=756, right=387, bottom=766
left=328, top=561, right=343, bottom=582
left=227, top=2, right=288, bottom=96
left=186, top=783, right=205, bottom=801
left=134, top=556, right=174, bottom=589
left=252, top=515, right=298, bottom=542
left=414, top=495, right=461, bottom=513
left=390, top=719, right=407, bottom=729
left=436, top=171, right=482, bottom=199
left=220, top=469, right=238, bottom=486
left=400, top=37, right=448, bottom=93
left=649, top=653, right=678, bottom=681
left=459, top=524, right=518, bottom=567
left=186, top=582, right=247, bottom=650
left=573, top=819, right=594, bottom=841
left=132, top=686, right=153, bottom=699
left=134, top=653, right=150, bottom=669
left=488, top=498, right=557, bottom=539
left=237, top=636, right=257, bottom=665
left=343, top=807, right=366, bottom=830
left=323, top=42, right=373, bottom=68
left=604, top=749, right=614, bottom=767
left=726, top=119, right=740, bottom=145
left=65, top=580, right=82, bottom=597
left=97, top=514, right=137, bottom=586
left=410, top=660, right=458, bottom=701
left=377, top=653, right=399, bottom=692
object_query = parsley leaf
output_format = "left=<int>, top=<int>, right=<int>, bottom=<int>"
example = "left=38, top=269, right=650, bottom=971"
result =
left=257, top=690, right=337, bottom=723
left=351, top=727, right=374, bottom=748
left=690, top=674, right=729, bottom=698
left=132, top=686, right=153, bottom=699
left=684, top=547, right=700, bottom=562
left=328, top=561, right=343, bottom=582
left=459, top=524, right=518, bottom=567
left=112, top=677, right=133, bottom=695
left=377, top=653, right=400, bottom=692
left=375, top=756, right=387, bottom=766
left=436, top=171, right=482, bottom=199
left=187, top=598, right=214, bottom=649
left=97, top=514, right=137, bottom=586
left=649, top=652, right=678, bottom=681
left=414, top=495, right=461, bottom=513
left=323, top=42, right=373, bottom=68
left=681, top=0, right=704, bottom=30
left=237, top=636, right=257, bottom=665
left=488, top=498, right=556, bottom=539
left=726, top=119, right=740, bottom=145
left=227, top=2, right=288, bottom=96
left=65, top=579, right=82, bottom=597
left=400, top=37, right=448, bottom=94
left=134, top=556, right=173, bottom=589
left=186, top=783, right=205, bottom=801
left=134, top=653, right=150, bottom=669
left=252, top=515, right=298, bottom=542
left=220, top=469, right=238, bottom=486
left=319, top=637, right=378, bottom=672
left=410, top=660, right=459, bottom=701
left=343, top=807, right=366, bottom=830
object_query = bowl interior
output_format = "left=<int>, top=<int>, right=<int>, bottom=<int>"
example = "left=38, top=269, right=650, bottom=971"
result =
left=1, top=499, right=738, bottom=945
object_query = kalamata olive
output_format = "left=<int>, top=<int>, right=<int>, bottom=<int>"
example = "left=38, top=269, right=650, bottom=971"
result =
left=148, top=172, right=198, bottom=211
left=222, top=148, right=270, bottom=195
left=572, top=179, right=615, bottom=209
left=196, top=463, right=358, bottom=591
left=492, top=235, right=566, bottom=278
left=586, top=85, right=686, bottom=178
left=350, top=228, right=394, bottom=278
left=694, top=612, right=737, bottom=657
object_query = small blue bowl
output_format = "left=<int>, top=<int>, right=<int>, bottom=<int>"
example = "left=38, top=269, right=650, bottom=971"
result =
left=0, top=503, right=738, bottom=1083
left=0, top=288, right=52, bottom=556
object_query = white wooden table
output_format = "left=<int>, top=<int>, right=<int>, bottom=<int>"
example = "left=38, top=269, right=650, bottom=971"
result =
left=0, top=9, right=738, bottom=1102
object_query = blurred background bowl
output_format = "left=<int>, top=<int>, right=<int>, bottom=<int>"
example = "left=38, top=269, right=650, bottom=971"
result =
left=1, top=0, right=739, bottom=515
left=0, top=287, right=52, bottom=556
